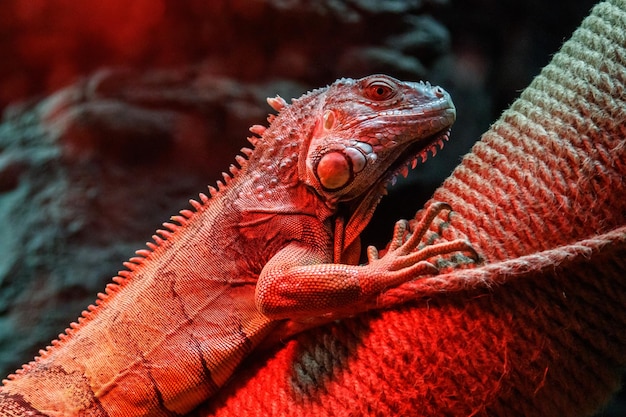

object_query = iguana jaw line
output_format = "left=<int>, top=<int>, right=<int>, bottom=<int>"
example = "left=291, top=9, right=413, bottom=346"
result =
left=384, top=128, right=451, bottom=189
left=340, top=127, right=452, bottom=250
left=350, top=125, right=452, bottom=204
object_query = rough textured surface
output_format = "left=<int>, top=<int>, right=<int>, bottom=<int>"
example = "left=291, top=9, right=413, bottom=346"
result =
left=1, top=0, right=623, bottom=415
left=0, top=75, right=476, bottom=415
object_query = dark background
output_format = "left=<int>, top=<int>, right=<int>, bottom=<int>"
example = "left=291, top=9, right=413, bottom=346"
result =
left=1, top=1, right=622, bottom=415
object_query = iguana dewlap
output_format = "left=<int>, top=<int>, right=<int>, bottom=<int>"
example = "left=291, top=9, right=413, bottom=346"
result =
left=0, top=75, right=473, bottom=416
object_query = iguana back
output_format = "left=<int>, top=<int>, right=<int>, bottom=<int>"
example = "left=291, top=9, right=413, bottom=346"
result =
left=0, top=75, right=473, bottom=416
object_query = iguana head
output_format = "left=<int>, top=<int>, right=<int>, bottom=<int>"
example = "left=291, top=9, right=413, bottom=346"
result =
left=301, top=74, right=455, bottom=205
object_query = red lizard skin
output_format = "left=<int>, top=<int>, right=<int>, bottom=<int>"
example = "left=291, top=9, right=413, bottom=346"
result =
left=0, top=75, right=476, bottom=416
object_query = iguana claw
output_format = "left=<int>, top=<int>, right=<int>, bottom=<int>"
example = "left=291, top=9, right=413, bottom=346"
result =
left=361, top=202, right=478, bottom=295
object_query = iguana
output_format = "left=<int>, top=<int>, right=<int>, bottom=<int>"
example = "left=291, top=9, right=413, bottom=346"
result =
left=0, top=74, right=475, bottom=416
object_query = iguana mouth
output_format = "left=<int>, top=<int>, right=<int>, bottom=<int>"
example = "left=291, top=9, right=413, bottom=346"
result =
left=338, top=127, right=453, bottom=252
left=383, top=128, right=451, bottom=189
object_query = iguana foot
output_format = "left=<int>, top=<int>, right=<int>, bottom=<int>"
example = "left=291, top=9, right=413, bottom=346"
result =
left=361, top=202, right=478, bottom=295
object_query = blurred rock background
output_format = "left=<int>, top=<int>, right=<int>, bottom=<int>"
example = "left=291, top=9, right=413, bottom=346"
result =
left=1, top=0, right=622, bottom=415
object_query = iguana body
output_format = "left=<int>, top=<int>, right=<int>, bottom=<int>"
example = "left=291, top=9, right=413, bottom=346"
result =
left=0, top=75, right=473, bottom=416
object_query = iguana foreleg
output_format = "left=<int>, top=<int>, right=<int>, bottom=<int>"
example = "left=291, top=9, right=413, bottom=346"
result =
left=256, top=202, right=475, bottom=319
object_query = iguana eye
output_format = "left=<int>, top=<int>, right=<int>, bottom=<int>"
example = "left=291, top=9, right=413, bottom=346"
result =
left=364, top=79, right=396, bottom=101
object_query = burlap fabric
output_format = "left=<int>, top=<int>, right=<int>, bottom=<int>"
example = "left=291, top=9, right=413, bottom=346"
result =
left=194, top=1, right=626, bottom=415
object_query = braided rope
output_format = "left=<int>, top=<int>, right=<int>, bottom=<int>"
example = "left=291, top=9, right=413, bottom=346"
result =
left=432, top=0, right=626, bottom=261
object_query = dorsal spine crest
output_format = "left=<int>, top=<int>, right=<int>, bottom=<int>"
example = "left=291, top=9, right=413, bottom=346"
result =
left=2, top=84, right=298, bottom=387
left=267, top=95, right=287, bottom=112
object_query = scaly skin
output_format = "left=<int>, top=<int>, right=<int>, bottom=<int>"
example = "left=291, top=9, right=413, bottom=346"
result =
left=0, top=75, right=474, bottom=416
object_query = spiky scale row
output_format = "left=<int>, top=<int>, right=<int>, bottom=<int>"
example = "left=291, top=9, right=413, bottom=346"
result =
left=162, top=222, right=179, bottom=233
left=156, top=229, right=173, bottom=240
left=135, top=249, right=152, bottom=258
left=105, top=283, right=120, bottom=293
left=235, top=155, right=247, bottom=168
left=180, top=209, right=194, bottom=218
left=189, top=199, right=203, bottom=211
left=31, top=259, right=135, bottom=371
left=266, top=95, right=287, bottom=112
left=2, top=92, right=279, bottom=389
left=247, top=136, right=260, bottom=147
left=249, top=124, right=266, bottom=136
left=102, top=99, right=266, bottom=300
left=122, top=261, right=138, bottom=271
left=111, top=276, right=125, bottom=285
